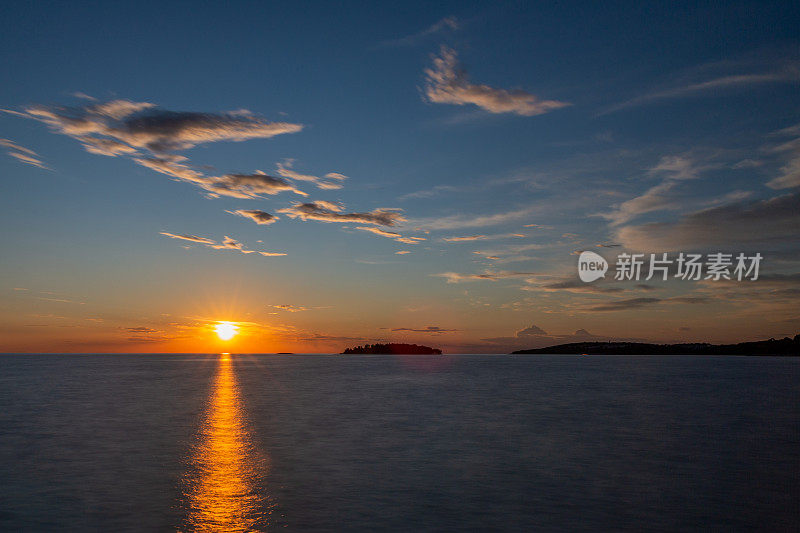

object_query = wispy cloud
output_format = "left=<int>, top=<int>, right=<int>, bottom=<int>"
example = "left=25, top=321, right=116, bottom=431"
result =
left=398, top=184, right=460, bottom=200
left=13, top=98, right=304, bottom=199
left=134, top=156, right=307, bottom=199
left=159, top=232, right=216, bottom=245
left=601, top=155, right=708, bottom=226
left=413, top=206, right=536, bottom=230
left=355, top=226, right=425, bottom=244
left=269, top=304, right=307, bottom=312
left=433, top=270, right=536, bottom=283
left=207, top=236, right=258, bottom=253
left=0, top=138, right=50, bottom=169
left=388, top=326, right=458, bottom=334
left=203, top=172, right=307, bottom=199
left=160, top=232, right=286, bottom=256
left=480, top=324, right=645, bottom=348
left=22, top=99, right=302, bottom=153
left=473, top=242, right=549, bottom=263
left=424, top=46, right=570, bottom=116
left=442, top=233, right=525, bottom=242
left=227, top=209, right=278, bottom=225
left=587, top=296, right=709, bottom=312
left=766, top=122, right=800, bottom=190
left=602, top=61, right=800, bottom=115
left=380, top=16, right=459, bottom=47
left=276, top=159, right=347, bottom=190
left=123, top=326, right=160, bottom=333
left=616, top=191, right=800, bottom=251
left=279, top=201, right=406, bottom=226
left=523, top=276, right=625, bottom=294
left=443, top=234, right=489, bottom=242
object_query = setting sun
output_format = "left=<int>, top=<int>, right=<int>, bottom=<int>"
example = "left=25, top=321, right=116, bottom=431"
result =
left=215, top=322, right=238, bottom=341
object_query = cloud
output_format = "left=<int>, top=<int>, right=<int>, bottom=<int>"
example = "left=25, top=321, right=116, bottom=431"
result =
left=123, top=326, right=160, bottom=333
left=205, top=172, right=307, bottom=198
left=433, top=270, right=537, bottom=283
left=443, top=233, right=526, bottom=242
left=766, top=160, right=800, bottom=189
left=516, top=324, right=548, bottom=336
left=293, top=333, right=368, bottom=343
left=207, top=236, right=257, bottom=253
left=355, top=226, right=401, bottom=238
left=7, top=152, right=49, bottom=169
left=81, top=137, right=139, bottom=156
left=524, top=276, right=625, bottom=294
left=88, top=100, right=157, bottom=120
left=135, top=157, right=307, bottom=199
left=380, top=16, right=459, bottom=47
left=228, top=209, right=278, bottom=225
left=480, top=324, right=640, bottom=349
left=601, top=155, right=706, bottom=226
left=389, top=326, right=458, bottom=333
left=279, top=201, right=405, bottom=226
left=399, top=184, right=461, bottom=200
left=616, top=192, right=800, bottom=251
left=159, top=232, right=216, bottom=245
left=704, top=190, right=753, bottom=206
left=355, top=226, right=425, bottom=244
left=586, top=296, right=710, bottom=312
left=134, top=155, right=205, bottom=181
left=71, top=92, right=96, bottom=101
left=424, top=47, right=570, bottom=116
left=443, top=235, right=488, bottom=242
left=23, top=100, right=302, bottom=153
left=0, top=138, right=50, bottom=169
left=766, top=123, right=800, bottom=189
left=15, top=98, right=305, bottom=198
left=270, top=304, right=308, bottom=312
left=395, top=250, right=411, bottom=255
left=587, top=297, right=662, bottom=312
left=472, top=242, right=548, bottom=263
left=0, top=139, right=38, bottom=156
left=276, top=160, right=347, bottom=190
left=602, top=65, right=800, bottom=115
left=160, top=232, right=286, bottom=256
left=693, top=273, right=800, bottom=306
left=413, top=206, right=536, bottom=230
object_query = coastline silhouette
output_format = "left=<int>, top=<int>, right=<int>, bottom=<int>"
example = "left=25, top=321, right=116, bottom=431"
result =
left=512, top=334, right=800, bottom=355
left=342, top=343, right=442, bottom=355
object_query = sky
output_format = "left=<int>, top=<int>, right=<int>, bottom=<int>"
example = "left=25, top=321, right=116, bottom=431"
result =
left=1, top=0, right=799, bottom=353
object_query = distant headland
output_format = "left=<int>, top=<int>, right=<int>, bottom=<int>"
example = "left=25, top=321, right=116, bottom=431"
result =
left=342, top=343, right=442, bottom=355
left=511, top=335, right=800, bottom=356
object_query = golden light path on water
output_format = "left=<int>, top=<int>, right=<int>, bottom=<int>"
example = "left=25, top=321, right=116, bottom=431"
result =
left=183, top=354, right=271, bottom=531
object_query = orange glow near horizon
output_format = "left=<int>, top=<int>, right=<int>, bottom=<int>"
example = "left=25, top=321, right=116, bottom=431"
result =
left=183, top=355, right=271, bottom=530
left=215, top=321, right=239, bottom=341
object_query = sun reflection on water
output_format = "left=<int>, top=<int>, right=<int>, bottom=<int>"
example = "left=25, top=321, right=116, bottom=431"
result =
left=183, top=354, right=271, bottom=531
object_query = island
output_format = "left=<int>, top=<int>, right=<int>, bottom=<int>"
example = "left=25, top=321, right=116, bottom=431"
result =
left=342, top=343, right=442, bottom=355
left=511, top=335, right=800, bottom=356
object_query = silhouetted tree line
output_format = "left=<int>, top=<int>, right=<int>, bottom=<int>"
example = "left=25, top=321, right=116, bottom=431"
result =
left=512, top=334, right=800, bottom=355
left=342, top=343, right=442, bottom=355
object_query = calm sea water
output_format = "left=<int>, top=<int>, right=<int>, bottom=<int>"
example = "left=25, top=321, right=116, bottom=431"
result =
left=0, top=354, right=797, bottom=531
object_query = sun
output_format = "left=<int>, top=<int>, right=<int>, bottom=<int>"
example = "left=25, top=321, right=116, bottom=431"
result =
left=215, top=321, right=238, bottom=341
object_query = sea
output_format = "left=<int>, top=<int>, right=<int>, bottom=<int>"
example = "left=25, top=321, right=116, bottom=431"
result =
left=0, top=354, right=797, bottom=531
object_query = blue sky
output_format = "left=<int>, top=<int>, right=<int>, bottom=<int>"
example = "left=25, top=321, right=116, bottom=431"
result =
left=1, top=1, right=799, bottom=352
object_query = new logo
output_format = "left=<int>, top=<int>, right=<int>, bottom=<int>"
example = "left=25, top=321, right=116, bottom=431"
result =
left=578, top=251, right=608, bottom=282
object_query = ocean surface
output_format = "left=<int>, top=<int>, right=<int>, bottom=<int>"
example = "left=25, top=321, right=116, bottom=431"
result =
left=0, top=354, right=798, bottom=532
